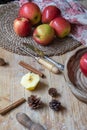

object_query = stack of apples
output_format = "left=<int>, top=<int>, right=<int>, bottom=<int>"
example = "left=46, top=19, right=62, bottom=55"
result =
left=13, top=2, right=71, bottom=46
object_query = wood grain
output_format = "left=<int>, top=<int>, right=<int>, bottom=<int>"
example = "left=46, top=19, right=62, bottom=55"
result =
left=0, top=46, right=87, bottom=130
left=0, top=1, right=87, bottom=128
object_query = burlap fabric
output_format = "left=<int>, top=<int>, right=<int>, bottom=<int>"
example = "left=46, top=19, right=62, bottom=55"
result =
left=0, top=1, right=81, bottom=56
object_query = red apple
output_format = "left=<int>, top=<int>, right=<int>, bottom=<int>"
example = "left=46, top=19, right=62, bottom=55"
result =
left=33, top=24, right=55, bottom=46
left=13, top=17, right=32, bottom=37
left=80, top=53, right=87, bottom=77
left=50, top=17, right=71, bottom=38
left=42, top=5, right=61, bottom=23
left=19, top=2, right=41, bottom=25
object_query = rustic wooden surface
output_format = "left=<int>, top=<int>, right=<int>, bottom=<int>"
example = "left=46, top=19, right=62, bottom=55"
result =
left=0, top=1, right=87, bottom=130
left=0, top=45, right=87, bottom=130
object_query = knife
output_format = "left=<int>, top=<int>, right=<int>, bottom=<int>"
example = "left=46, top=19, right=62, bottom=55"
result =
left=19, top=47, right=60, bottom=74
left=22, top=43, right=64, bottom=71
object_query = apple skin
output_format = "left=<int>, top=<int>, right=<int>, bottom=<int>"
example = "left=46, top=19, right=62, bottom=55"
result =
left=42, top=5, right=61, bottom=23
left=80, top=53, right=87, bottom=77
left=33, top=24, right=55, bottom=46
left=13, top=17, right=32, bottom=37
left=50, top=17, right=71, bottom=38
left=19, top=2, right=41, bottom=25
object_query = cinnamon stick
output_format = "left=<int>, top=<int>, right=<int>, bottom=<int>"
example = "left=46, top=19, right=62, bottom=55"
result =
left=0, top=98, right=26, bottom=115
left=19, top=61, right=44, bottom=78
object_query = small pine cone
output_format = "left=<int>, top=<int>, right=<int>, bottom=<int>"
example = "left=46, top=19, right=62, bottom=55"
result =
left=49, top=99, right=61, bottom=111
left=48, top=88, right=58, bottom=97
left=28, top=95, right=43, bottom=109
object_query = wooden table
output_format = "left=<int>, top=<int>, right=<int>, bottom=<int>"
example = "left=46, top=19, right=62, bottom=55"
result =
left=0, top=45, right=87, bottom=130
left=0, top=0, right=87, bottom=129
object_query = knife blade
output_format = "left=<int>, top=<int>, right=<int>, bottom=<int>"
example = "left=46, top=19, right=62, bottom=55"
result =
left=22, top=43, right=64, bottom=71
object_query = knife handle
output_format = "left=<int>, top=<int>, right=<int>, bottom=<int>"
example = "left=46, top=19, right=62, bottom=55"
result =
left=44, top=56, right=64, bottom=71
left=37, top=58, right=59, bottom=74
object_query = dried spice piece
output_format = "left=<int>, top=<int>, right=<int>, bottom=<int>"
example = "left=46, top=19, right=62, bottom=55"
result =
left=0, top=98, right=26, bottom=115
left=48, top=88, right=58, bottom=97
left=0, top=58, right=6, bottom=66
left=49, top=99, right=61, bottom=111
left=27, top=95, right=43, bottom=109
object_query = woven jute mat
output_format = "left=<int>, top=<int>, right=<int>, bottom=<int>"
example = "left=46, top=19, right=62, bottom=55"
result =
left=0, top=1, right=81, bottom=56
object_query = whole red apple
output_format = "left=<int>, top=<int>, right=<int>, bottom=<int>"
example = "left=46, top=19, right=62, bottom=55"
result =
left=42, top=5, right=61, bottom=23
left=13, top=17, right=32, bottom=37
left=80, top=53, right=87, bottom=77
left=33, top=24, right=55, bottom=46
left=19, top=2, right=41, bottom=25
left=50, top=17, right=71, bottom=38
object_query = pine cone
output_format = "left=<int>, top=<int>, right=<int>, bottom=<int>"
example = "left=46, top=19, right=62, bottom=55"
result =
left=49, top=99, right=61, bottom=111
left=28, top=95, right=43, bottom=109
left=48, top=88, right=58, bottom=97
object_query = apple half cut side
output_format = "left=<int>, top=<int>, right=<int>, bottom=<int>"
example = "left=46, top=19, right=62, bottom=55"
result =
left=20, top=72, right=40, bottom=90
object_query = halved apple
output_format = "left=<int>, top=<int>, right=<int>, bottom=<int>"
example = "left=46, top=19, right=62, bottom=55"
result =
left=20, top=72, right=40, bottom=90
